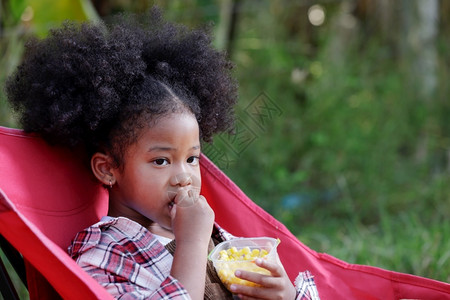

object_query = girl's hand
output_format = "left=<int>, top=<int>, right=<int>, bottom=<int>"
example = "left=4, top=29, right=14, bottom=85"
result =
left=229, top=258, right=297, bottom=300
left=170, top=189, right=215, bottom=244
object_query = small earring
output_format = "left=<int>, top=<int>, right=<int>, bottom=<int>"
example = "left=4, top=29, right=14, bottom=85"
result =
left=109, top=179, right=113, bottom=189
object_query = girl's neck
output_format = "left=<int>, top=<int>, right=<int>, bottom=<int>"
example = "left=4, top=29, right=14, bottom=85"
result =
left=148, top=223, right=175, bottom=239
left=107, top=207, right=175, bottom=239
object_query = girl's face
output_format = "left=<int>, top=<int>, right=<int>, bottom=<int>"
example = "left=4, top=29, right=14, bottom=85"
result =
left=108, top=112, right=201, bottom=231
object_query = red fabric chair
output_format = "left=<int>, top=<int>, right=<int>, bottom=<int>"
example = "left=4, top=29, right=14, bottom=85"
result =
left=0, top=126, right=449, bottom=299
left=0, top=126, right=112, bottom=299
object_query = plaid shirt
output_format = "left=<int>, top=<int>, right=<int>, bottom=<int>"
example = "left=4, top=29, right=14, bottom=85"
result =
left=68, top=217, right=319, bottom=299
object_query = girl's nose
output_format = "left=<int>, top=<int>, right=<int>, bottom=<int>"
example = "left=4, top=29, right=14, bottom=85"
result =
left=170, top=173, right=193, bottom=187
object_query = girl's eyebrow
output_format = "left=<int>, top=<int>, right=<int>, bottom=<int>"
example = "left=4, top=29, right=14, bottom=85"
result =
left=147, top=145, right=200, bottom=152
left=147, top=146, right=174, bottom=152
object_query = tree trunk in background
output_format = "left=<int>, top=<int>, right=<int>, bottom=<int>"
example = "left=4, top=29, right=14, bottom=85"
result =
left=398, top=0, right=439, bottom=162
left=353, top=0, right=439, bottom=100
left=440, top=0, right=450, bottom=35
left=216, top=0, right=239, bottom=59
left=353, top=0, right=399, bottom=51
left=326, top=0, right=359, bottom=68
left=91, top=0, right=111, bottom=17
left=400, top=0, right=439, bottom=101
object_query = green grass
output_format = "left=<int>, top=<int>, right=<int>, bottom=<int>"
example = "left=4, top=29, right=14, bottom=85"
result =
left=296, top=209, right=450, bottom=283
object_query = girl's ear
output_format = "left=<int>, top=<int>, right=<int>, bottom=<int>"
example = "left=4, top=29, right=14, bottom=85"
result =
left=91, top=152, right=116, bottom=186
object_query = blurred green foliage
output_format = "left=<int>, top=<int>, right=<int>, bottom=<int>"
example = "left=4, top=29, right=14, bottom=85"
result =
left=201, top=1, right=450, bottom=283
left=0, top=1, right=449, bottom=293
left=0, top=0, right=97, bottom=128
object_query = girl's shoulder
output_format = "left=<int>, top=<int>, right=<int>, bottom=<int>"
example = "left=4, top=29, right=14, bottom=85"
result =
left=68, top=216, right=158, bottom=257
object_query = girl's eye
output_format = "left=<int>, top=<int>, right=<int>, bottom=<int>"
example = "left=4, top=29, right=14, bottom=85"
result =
left=153, top=158, right=169, bottom=166
left=187, top=156, right=200, bottom=165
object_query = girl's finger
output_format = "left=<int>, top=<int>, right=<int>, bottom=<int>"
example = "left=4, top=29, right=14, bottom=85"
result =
left=234, top=269, right=276, bottom=288
left=229, top=284, right=268, bottom=300
left=254, top=258, right=284, bottom=277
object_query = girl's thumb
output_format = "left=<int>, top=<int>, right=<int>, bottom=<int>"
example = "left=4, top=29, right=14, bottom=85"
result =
left=170, top=204, right=177, bottom=220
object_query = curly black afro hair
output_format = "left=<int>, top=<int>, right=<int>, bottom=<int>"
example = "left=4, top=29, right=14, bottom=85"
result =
left=6, top=8, right=237, bottom=167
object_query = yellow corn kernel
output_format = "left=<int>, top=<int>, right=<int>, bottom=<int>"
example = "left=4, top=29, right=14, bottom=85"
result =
left=218, top=246, right=270, bottom=262
left=241, top=246, right=251, bottom=255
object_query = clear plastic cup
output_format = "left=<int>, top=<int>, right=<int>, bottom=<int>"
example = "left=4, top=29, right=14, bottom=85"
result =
left=208, top=237, right=279, bottom=291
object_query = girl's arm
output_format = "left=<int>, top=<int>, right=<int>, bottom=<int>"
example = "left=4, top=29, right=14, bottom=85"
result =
left=170, top=194, right=215, bottom=300
left=170, top=237, right=210, bottom=299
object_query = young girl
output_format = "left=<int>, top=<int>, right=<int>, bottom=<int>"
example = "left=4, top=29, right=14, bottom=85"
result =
left=6, top=8, right=319, bottom=300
